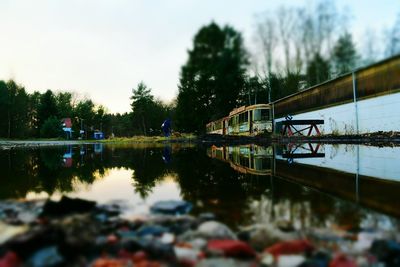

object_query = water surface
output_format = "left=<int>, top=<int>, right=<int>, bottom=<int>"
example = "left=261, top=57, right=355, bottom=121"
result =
left=1, top=143, right=399, bottom=230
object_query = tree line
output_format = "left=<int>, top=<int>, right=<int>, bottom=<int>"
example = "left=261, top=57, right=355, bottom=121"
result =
left=0, top=80, right=174, bottom=139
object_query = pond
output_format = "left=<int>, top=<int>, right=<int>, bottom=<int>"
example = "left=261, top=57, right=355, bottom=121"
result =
left=0, top=143, right=399, bottom=230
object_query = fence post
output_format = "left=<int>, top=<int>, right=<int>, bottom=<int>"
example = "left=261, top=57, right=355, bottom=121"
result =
left=352, top=72, right=359, bottom=135
left=271, top=103, right=275, bottom=133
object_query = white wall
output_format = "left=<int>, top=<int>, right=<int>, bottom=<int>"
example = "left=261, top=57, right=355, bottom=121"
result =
left=275, top=92, right=400, bottom=135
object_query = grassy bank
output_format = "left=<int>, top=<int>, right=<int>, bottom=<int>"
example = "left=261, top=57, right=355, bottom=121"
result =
left=0, top=134, right=197, bottom=149
left=99, top=133, right=196, bottom=143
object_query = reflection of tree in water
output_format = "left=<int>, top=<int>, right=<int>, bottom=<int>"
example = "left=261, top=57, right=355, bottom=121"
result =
left=0, top=150, right=40, bottom=199
left=129, top=147, right=171, bottom=198
left=0, top=145, right=392, bottom=231
left=171, top=147, right=270, bottom=228
left=0, top=146, right=107, bottom=198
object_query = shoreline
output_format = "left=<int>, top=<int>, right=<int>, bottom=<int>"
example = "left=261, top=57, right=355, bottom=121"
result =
left=2, top=131, right=400, bottom=149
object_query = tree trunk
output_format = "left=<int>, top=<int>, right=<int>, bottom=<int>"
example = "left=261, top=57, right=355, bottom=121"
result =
left=8, top=110, right=10, bottom=138
left=141, top=116, right=146, bottom=136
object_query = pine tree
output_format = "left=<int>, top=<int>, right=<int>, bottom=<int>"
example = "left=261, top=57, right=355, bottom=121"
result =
left=176, top=22, right=248, bottom=132
left=332, top=32, right=358, bottom=75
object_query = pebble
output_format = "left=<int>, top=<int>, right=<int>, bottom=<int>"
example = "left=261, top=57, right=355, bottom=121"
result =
left=28, top=246, right=64, bottom=267
left=197, top=221, right=237, bottom=240
left=0, top=222, right=28, bottom=245
left=0, top=196, right=398, bottom=267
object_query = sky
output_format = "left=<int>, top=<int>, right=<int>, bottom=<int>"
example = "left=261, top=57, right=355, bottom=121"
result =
left=0, top=0, right=398, bottom=113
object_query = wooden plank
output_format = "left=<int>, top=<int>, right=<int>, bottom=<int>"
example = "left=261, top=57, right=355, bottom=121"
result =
left=281, top=120, right=324, bottom=125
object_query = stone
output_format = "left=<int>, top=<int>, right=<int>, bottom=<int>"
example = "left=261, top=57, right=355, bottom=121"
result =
left=174, top=246, right=200, bottom=263
left=243, top=224, right=300, bottom=251
left=91, top=258, right=130, bottom=267
left=329, top=254, right=357, bottom=267
left=0, top=222, right=28, bottom=245
left=188, top=238, right=208, bottom=250
left=195, top=258, right=255, bottom=267
left=150, top=200, right=192, bottom=215
left=198, top=213, right=216, bottom=222
left=264, top=239, right=314, bottom=257
left=197, top=221, right=236, bottom=240
left=277, top=255, right=306, bottom=267
left=28, top=246, right=64, bottom=267
left=206, top=239, right=256, bottom=258
left=41, top=196, right=96, bottom=217
left=160, top=233, right=175, bottom=244
left=136, top=225, right=169, bottom=237
left=260, top=252, right=274, bottom=266
left=0, top=251, right=20, bottom=267
left=370, top=239, right=400, bottom=265
left=4, top=226, right=64, bottom=258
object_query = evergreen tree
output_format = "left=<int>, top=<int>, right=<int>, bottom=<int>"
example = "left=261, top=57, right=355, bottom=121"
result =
left=131, top=82, right=155, bottom=136
left=74, top=99, right=95, bottom=135
left=0, top=81, right=8, bottom=137
left=332, top=32, right=358, bottom=75
left=306, top=53, right=331, bottom=86
left=38, top=90, right=58, bottom=131
left=176, top=22, right=248, bottom=133
left=0, top=80, right=31, bottom=138
left=40, top=116, right=62, bottom=138
left=56, top=92, right=74, bottom=119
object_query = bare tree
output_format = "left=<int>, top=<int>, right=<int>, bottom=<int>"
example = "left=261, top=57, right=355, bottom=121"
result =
left=316, top=0, right=339, bottom=56
left=277, top=6, right=297, bottom=75
left=361, top=28, right=382, bottom=66
left=255, top=14, right=277, bottom=76
left=385, top=13, right=400, bottom=57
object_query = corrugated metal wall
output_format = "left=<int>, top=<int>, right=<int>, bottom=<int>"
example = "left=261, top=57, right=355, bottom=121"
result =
left=274, top=56, right=400, bottom=118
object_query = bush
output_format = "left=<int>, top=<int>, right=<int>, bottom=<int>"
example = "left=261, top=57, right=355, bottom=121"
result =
left=40, top=116, right=62, bottom=138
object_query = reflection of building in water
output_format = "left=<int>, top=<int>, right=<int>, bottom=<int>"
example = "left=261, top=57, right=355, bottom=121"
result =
left=274, top=144, right=400, bottom=218
left=94, top=143, right=103, bottom=154
left=209, top=143, right=400, bottom=223
left=63, top=145, right=73, bottom=168
left=207, top=145, right=273, bottom=175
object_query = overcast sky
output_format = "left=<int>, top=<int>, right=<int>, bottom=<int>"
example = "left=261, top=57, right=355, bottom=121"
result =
left=0, top=0, right=398, bottom=113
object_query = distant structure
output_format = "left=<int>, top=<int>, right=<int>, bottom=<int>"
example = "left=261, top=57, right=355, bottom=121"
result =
left=93, top=130, right=104, bottom=140
left=62, top=118, right=73, bottom=139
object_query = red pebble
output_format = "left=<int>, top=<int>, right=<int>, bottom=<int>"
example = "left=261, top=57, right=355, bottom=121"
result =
left=91, top=258, right=129, bottom=267
left=131, top=251, right=148, bottom=263
left=135, top=260, right=162, bottom=267
left=207, top=239, right=256, bottom=258
left=329, top=254, right=357, bottom=267
left=107, top=234, right=119, bottom=244
left=0, top=252, right=20, bottom=267
left=264, top=240, right=314, bottom=257
left=117, top=250, right=147, bottom=263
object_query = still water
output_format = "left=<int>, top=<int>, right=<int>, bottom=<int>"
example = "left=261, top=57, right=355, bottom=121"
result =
left=0, top=143, right=399, bottom=230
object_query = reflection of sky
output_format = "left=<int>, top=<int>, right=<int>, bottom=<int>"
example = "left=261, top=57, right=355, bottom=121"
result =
left=26, top=168, right=182, bottom=216
left=276, top=144, right=400, bottom=181
left=0, top=0, right=398, bottom=113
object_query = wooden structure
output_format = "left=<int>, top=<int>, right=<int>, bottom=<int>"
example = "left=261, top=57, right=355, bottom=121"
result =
left=280, top=119, right=323, bottom=136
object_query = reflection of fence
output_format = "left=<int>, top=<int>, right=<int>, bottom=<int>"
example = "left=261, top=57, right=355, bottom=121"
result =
left=281, top=143, right=324, bottom=161
left=273, top=56, right=400, bottom=118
